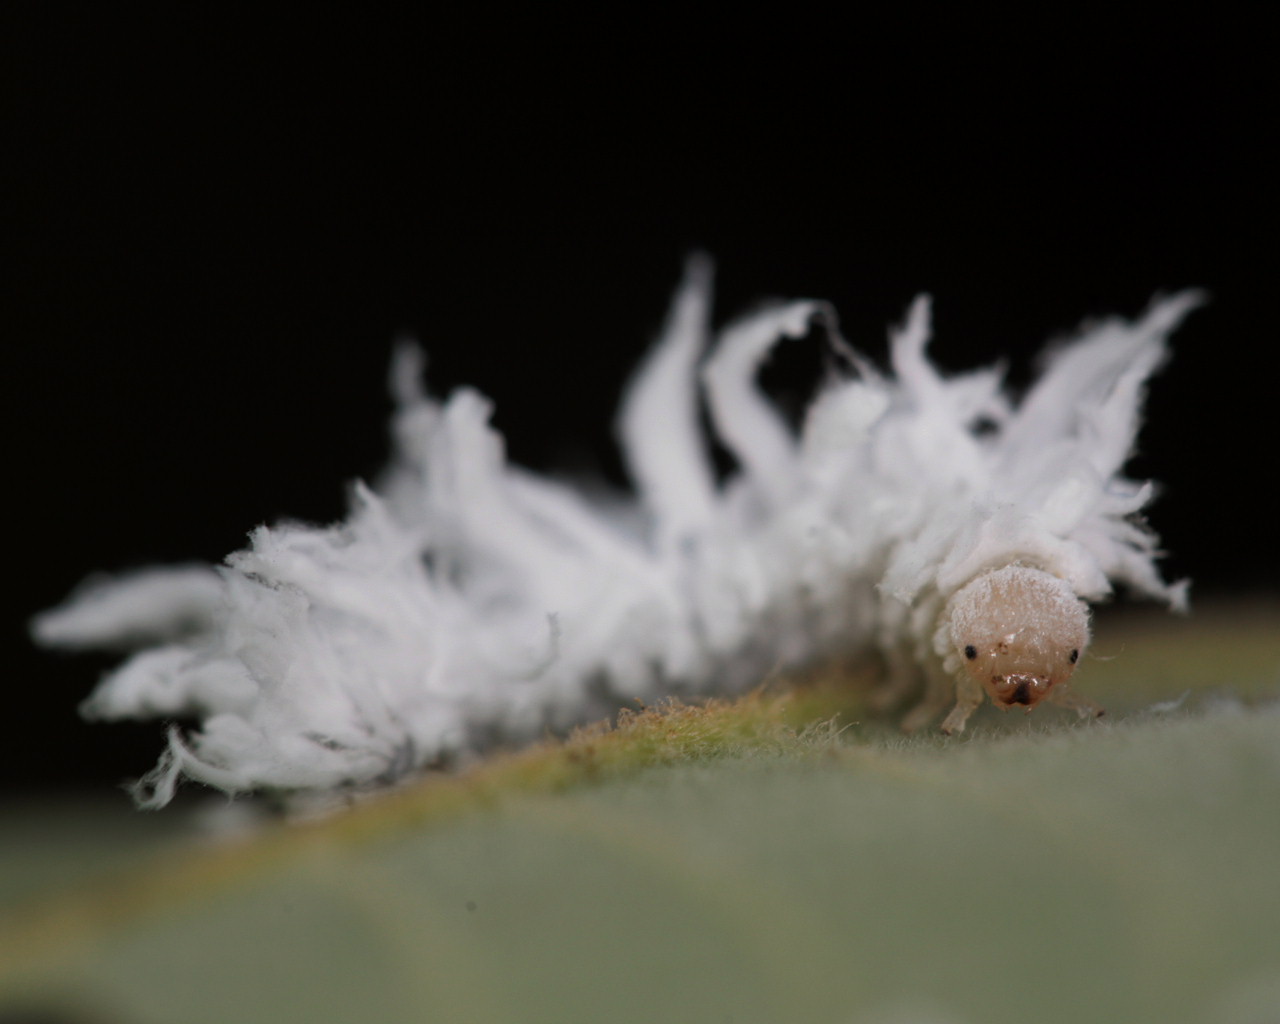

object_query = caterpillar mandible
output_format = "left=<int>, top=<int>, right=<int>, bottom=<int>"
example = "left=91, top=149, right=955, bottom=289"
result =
left=32, top=258, right=1200, bottom=806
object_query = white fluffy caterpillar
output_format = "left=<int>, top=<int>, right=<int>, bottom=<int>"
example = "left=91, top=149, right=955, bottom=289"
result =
left=33, top=258, right=1200, bottom=806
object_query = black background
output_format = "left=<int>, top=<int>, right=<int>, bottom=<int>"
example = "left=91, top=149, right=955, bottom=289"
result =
left=6, top=11, right=1274, bottom=794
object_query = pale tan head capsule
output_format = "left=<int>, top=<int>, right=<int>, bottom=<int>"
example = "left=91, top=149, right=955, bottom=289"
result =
left=946, top=566, right=1090, bottom=713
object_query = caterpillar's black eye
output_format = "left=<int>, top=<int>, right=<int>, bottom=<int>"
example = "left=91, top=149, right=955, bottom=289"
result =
left=964, top=645, right=977, bottom=660
left=1069, top=648, right=1079, bottom=664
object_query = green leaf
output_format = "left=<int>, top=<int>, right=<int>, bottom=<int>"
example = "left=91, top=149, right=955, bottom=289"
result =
left=3, top=602, right=1278, bottom=1024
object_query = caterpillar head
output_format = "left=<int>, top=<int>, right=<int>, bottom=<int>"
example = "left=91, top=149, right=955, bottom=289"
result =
left=946, top=566, right=1090, bottom=713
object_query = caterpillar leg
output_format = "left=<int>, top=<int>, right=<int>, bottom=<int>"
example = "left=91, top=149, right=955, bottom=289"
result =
left=939, top=673, right=985, bottom=735
left=1047, top=686, right=1105, bottom=720
left=901, top=661, right=965, bottom=734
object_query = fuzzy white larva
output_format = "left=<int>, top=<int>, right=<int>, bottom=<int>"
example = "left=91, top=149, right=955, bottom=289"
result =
left=32, top=260, right=1200, bottom=806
